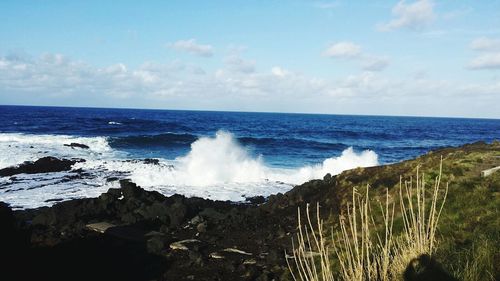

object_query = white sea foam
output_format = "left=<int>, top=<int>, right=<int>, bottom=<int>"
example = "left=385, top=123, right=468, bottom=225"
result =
left=0, top=131, right=379, bottom=208
left=0, top=133, right=114, bottom=169
left=76, top=131, right=378, bottom=200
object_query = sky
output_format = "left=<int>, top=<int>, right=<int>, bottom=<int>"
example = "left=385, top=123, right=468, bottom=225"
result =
left=0, top=0, right=500, bottom=118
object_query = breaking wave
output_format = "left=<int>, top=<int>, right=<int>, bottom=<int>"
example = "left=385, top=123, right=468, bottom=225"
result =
left=0, top=131, right=378, bottom=207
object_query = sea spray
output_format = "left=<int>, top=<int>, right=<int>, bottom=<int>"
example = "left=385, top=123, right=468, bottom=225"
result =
left=125, top=131, right=378, bottom=187
left=0, top=133, right=113, bottom=169
left=0, top=131, right=379, bottom=208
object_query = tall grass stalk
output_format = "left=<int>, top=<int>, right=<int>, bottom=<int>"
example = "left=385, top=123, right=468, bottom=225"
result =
left=287, top=163, right=448, bottom=281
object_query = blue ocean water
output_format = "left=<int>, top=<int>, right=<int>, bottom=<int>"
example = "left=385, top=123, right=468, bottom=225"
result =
left=0, top=105, right=499, bottom=208
left=2, top=105, right=499, bottom=166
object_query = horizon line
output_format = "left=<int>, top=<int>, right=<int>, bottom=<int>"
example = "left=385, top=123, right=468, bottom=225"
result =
left=0, top=103, right=499, bottom=121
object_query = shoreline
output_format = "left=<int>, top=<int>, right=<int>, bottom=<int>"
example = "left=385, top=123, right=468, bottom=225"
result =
left=1, top=141, right=499, bottom=280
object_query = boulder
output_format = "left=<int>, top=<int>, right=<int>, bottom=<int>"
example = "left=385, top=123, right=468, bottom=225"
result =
left=0, top=157, right=80, bottom=177
left=64, top=143, right=90, bottom=149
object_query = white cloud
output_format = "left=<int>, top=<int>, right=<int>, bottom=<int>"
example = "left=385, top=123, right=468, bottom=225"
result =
left=470, top=37, right=500, bottom=52
left=271, top=66, right=290, bottom=77
left=378, top=0, right=435, bottom=31
left=0, top=52, right=498, bottom=118
left=323, top=42, right=389, bottom=72
left=468, top=37, right=500, bottom=70
left=468, top=53, right=500, bottom=70
left=168, top=39, right=214, bottom=57
left=323, top=42, right=362, bottom=58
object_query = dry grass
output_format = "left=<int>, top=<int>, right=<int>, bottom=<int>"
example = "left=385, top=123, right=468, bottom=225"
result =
left=286, top=163, right=449, bottom=281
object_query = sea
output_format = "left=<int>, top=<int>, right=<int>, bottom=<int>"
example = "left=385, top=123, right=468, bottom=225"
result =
left=1, top=105, right=499, bottom=209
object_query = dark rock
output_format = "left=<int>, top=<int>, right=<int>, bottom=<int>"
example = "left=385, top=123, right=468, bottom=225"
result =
left=124, top=158, right=161, bottom=165
left=120, top=180, right=143, bottom=199
left=139, top=202, right=169, bottom=223
left=199, top=207, right=226, bottom=221
left=64, top=142, right=90, bottom=149
left=0, top=202, right=29, bottom=253
left=147, top=235, right=166, bottom=255
left=188, top=250, right=204, bottom=266
left=168, top=201, right=187, bottom=227
left=121, top=213, right=138, bottom=224
left=105, top=188, right=122, bottom=199
left=106, top=176, right=120, bottom=182
left=0, top=157, right=78, bottom=177
left=266, top=249, right=280, bottom=264
left=143, top=158, right=160, bottom=165
left=44, top=198, right=65, bottom=203
left=32, top=209, right=57, bottom=226
left=245, top=195, right=266, bottom=205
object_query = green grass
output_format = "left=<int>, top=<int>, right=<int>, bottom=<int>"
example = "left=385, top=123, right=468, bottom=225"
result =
left=286, top=142, right=500, bottom=280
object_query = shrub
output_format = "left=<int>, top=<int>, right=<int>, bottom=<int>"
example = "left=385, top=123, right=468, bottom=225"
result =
left=287, top=163, right=449, bottom=281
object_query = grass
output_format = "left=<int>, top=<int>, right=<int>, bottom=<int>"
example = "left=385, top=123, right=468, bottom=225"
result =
left=434, top=169, right=500, bottom=281
left=286, top=162, right=449, bottom=281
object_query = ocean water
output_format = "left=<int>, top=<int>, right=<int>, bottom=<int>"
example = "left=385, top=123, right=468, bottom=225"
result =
left=1, top=105, right=499, bottom=209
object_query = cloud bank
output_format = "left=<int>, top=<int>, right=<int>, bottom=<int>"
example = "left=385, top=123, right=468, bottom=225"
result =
left=0, top=52, right=498, bottom=118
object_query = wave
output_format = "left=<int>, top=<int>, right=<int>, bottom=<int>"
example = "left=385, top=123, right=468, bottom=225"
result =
left=0, top=133, right=113, bottom=169
left=112, top=131, right=378, bottom=189
left=0, top=131, right=379, bottom=206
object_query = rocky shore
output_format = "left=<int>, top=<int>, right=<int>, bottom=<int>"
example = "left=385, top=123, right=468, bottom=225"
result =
left=1, top=141, right=499, bottom=281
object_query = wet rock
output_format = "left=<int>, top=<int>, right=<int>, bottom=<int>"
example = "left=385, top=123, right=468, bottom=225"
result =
left=106, top=176, right=120, bottom=182
left=64, top=142, right=90, bottom=149
left=143, top=158, right=160, bottom=165
left=124, top=158, right=162, bottom=165
left=44, top=198, right=65, bottom=203
left=0, top=157, right=79, bottom=177
left=120, top=180, right=143, bottom=199
left=105, top=188, right=122, bottom=199
left=245, top=195, right=266, bottom=205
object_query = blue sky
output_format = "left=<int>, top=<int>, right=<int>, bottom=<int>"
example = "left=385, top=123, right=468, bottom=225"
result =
left=1, top=0, right=500, bottom=118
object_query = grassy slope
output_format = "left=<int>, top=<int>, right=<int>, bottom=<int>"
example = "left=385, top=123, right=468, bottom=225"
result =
left=290, top=141, right=500, bottom=280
